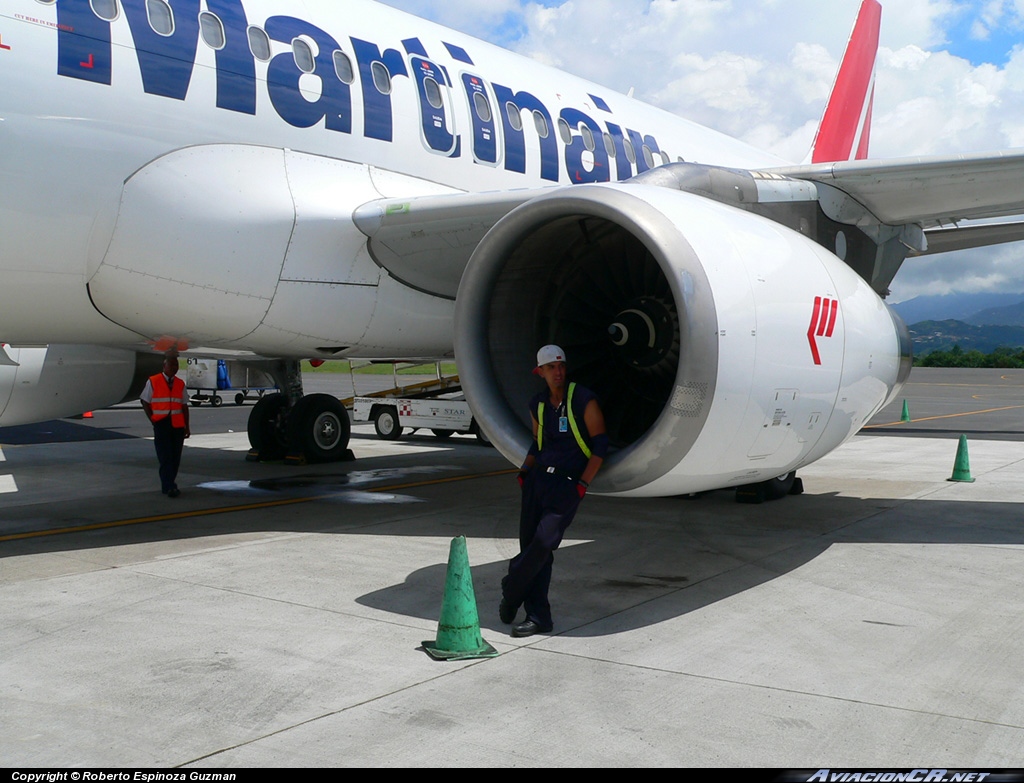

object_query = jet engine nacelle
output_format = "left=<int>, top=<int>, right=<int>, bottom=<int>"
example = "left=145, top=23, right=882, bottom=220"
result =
left=455, top=184, right=911, bottom=497
left=0, top=345, right=158, bottom=426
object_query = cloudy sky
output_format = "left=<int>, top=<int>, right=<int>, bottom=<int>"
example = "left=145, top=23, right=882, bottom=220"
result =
left=379, top=0, right=1024, bottom=302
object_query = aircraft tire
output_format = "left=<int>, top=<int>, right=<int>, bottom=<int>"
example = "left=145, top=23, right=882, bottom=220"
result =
left=374, top=407, right=402, bottom=440
left=763, top=471, right=796, bottom=499
left=247, top=392, right=288, bottom=460
left=288, top=394, right=350, bottom=462
left=735, top=471, right=796, bottom=504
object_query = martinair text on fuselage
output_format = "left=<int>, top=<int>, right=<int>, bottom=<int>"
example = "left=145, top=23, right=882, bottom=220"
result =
left=41, top=0, right=668, bottom=186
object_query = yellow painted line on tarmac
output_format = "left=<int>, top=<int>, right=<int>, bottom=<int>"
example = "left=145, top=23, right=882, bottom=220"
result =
left=864, top=404, right=1024, bottom=429
left=903, top=380, right=1024, bottom=387
left=0, top=467, right=518, bottom=542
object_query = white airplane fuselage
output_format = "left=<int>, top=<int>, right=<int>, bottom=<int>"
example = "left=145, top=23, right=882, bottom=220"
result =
left=0, top=0, right=911, bottom=497
left=1, top=0, right=779, bottom=349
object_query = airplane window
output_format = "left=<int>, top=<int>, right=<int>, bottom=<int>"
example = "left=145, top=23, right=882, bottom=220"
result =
left=146, top=0, right=173, bottom=36
left=199, top=12, right=225, bottom=50
left=247, top=26, right=271, bottom=62
left=642, top=145, right=655, bottom=169
left=603, top=133, right=615, bottom=158
left=505, top=102, right=523, bottom=132
left=35, top=0, right=57, bottom=5
left=371, top=61, right=392, bottom=94
left=292, top=39, right=315, bottom=74
left=333, top=51, right=354, bottom=84
left=89, top=0, right=118, bottom=22
left=423, top=77, right=444, bottom=110
left=473, top=93, right=491, bottom=123
left=557, top=119, right=571, bottom=145
left=580, top=124, right=595, bottom=152
left=624, top=139, right=636, bottom=164
left=533, top=110, right=549, bottom=139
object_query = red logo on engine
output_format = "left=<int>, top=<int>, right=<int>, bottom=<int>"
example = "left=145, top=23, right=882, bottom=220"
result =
left=807, top=296, right=838, bottom=365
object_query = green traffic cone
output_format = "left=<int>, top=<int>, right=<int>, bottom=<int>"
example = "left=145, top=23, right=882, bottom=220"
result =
left=423, top=536, right=498, bottom=660
left=901, top=400, right=911, bottom=423
left=947, top=434, right=975, bottom=483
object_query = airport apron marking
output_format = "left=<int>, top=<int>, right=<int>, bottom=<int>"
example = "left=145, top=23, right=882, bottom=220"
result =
left=864, top=404, right=1024, bottom=428
left=0, top=467, right=518, bottom=541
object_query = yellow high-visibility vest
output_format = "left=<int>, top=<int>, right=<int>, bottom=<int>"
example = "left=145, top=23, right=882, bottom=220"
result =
left=536, top=382, right=591, bottom=458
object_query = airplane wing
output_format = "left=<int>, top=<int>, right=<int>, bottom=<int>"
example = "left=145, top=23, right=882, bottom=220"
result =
left=355, top=149, right=1024, bottom=295
left=767, top=149, right=1024, bottom=254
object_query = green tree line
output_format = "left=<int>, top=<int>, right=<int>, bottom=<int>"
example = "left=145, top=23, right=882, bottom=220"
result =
left=915, top=345, right=1024, bottom=368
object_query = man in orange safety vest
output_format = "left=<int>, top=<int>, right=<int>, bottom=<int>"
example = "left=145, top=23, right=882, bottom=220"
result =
left=140, top=353, right=191, bottom=497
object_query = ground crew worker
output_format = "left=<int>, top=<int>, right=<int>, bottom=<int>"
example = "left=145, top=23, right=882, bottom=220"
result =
left=140, top=354, right=191, bottom=497
left=500, top=345, right=608, bottom=637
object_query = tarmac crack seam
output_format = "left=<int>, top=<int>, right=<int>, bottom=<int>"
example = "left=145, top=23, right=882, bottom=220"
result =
left=177, top=658, right=499, bottom=767
left=109, top=564, right=456, bottom=634
left=517, top=646, right=1024, bottom=731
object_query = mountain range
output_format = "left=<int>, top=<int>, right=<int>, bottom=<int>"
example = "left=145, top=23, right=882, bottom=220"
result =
left=891, top=293, right=1024, bottom=354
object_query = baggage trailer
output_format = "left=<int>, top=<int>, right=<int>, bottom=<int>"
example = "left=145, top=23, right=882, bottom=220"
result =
left=186, top=358, right=277, bottom=407
left=352, top=395, right=490, bottom=444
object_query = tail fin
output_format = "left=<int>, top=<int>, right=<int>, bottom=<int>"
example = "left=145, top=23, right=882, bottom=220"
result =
left=808, top=0, right=881, bottom=164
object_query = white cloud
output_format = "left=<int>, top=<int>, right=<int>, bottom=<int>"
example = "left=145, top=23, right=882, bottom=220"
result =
left=377, top=0, right=524, bottom=42
left=380, top=0, right=1024, bottom=298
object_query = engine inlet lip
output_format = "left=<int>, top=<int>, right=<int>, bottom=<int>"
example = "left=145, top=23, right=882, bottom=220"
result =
left=455, top=184, right=720, bottom=493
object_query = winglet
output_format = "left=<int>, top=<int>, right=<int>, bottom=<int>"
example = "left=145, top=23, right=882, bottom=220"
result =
left=808, top=0, right=881, bottom=164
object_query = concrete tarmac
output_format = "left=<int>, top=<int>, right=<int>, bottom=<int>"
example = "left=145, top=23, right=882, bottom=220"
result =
left=2, top=369, right=1024, bottom=767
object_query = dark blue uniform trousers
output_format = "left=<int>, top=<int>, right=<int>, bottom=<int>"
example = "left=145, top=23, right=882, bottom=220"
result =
left=502, top=469, right=582, bottom=630
left=152, top=416, right=185, bottom=494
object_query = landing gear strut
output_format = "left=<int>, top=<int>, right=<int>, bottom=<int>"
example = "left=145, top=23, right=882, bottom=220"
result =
left=245, top=359, right=353, bottom=464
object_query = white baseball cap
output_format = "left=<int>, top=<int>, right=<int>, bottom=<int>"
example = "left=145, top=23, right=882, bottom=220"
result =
left=533, top=344, right=566, bottom=374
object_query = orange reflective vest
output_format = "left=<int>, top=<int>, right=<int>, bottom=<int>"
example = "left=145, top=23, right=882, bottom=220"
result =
left=149, top=373, right=186, bottom=428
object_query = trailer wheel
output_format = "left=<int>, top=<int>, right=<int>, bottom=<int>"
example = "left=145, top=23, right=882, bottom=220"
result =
left=212, top=394, right=222, bottom=407
left=235, top=392, right=245, bottom=406
left=374, top=407, right=402, bottom=440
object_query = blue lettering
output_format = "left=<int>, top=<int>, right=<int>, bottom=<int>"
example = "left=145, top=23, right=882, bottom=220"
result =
left=265, top=16, right=351, bottom=133
left=462, top=74, right=498, bottom=165
left=409, top=55, right=459, bottom=156
left=208, top=0, right=256, bottom=115
left=626, top=128, right=662, bottom=174
left=56, top=0, right=112, bottom=85
left=561, top=108, right=609, bottom=183
left=50, top=0, right=671, bottom=185
left=122, top=0, right=199, bottom=100
left=492, top=85, right=558, bottom=182
left=605, top=123, right=635, bottom=180
left=351, top=38, right=409, bottom=142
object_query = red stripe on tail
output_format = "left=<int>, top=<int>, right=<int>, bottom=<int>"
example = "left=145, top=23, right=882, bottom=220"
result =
left=810, top=0, right=881, bottom=164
